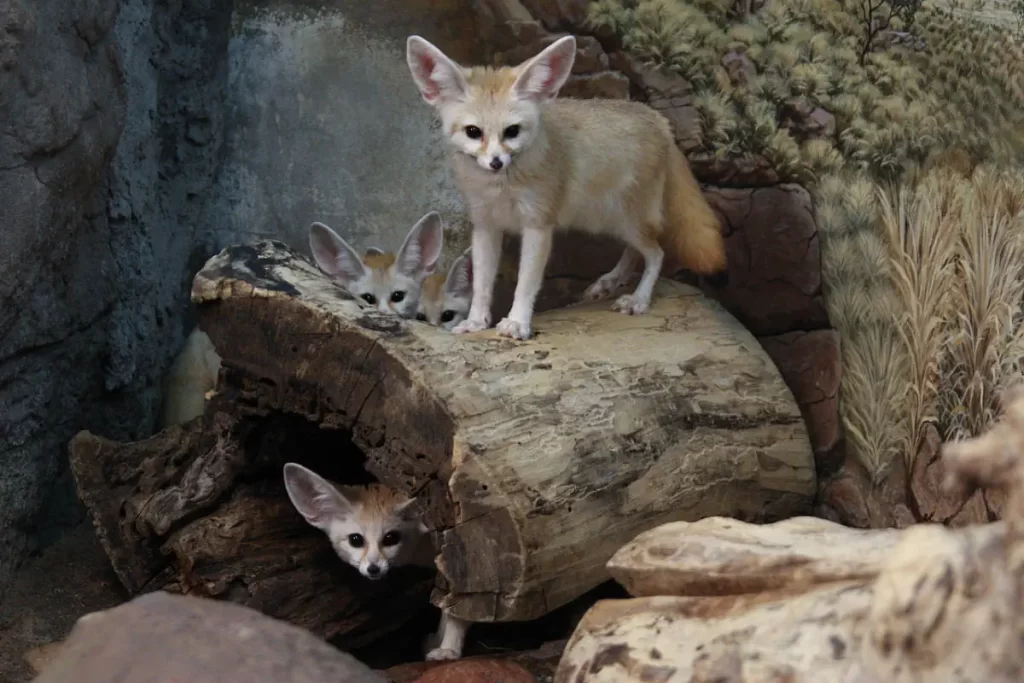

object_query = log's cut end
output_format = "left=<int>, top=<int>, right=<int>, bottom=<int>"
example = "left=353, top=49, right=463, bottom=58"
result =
left=187, top=240, right=816, bottom=624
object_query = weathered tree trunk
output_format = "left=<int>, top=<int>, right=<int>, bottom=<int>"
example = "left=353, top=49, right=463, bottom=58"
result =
left=556, top=386, right=1024, bottom=683
left=72, top=239, right=815, bottom=631
left=32, top=592, right=386, bottom=683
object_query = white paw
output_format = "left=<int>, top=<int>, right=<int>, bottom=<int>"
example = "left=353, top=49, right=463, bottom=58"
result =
left=496, top=317, right=532, bottom=340
left=613, top=294, right=650, bottom=316
left=452, top=318, right=489, bottom=335
left=425, top=648, right=461, bottom=662
left=583, top=277, right=620, bottom=301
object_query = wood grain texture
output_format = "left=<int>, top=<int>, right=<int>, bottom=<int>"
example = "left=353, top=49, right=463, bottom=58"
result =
left=73, top=239, right=815, bottom=627
left=556, top=387, right=1024, bottom=683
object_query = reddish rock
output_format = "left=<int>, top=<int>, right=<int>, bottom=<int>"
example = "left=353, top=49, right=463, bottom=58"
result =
left=608, top=52, right=702, bottom=151
left=703, top=184, right=829, bottom=336
left=690, top=155, right=782, bottom=186
left=818, top=472, right=872, bottom=529
left=722, top=50, right=756, bottom=87
left=561, top=71, right=629, bottom=99
left=759, top=330, right=841, bottom=474
left=412, top=659, right=536, bottom=683
left=519, top=0, right=591, bottom=29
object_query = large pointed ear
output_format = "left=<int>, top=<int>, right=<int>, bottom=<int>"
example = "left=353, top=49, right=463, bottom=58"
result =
left=309, top=222, right=365, bottom=284
left=512, top=35, right=576, bottom=102
left=283, top=463, right=353, bottom=531
left=444, top=247, right=473, bottom=299
left=395, top=212, right=444, bottom=280
left=406, top=35, right=469, bottom=105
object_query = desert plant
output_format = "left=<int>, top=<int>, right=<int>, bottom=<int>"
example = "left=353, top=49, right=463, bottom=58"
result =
left=1014, top=0, right=1024, bottom=36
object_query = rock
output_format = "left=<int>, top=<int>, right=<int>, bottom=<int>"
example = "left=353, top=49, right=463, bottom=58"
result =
left=0, top=0, right=126, bottom=601
left=606, top=516, right=905, bottom=599
left=689, top=154, right=782, bottom=185
left=501, top=32, right=608, bottom=73
left=816, top=469, right=873, bottom=528
left=759, top=330, right=842, bottom=476
left=704, top=184, right=830, bottom=336
left=518, top=0, right=591, bottom=30
left=781, top=98, right=835, bottom=140
left=382, top=641, right=564, bottom=683
left=721, top=50, right=756, bottom=87
left=608, top=52, right=702, bottom=151
left=31, top=592, right=386, bottom=683
left=561, top=71, right=630, bottom=99
left=412, top=660, right=536, bottom=683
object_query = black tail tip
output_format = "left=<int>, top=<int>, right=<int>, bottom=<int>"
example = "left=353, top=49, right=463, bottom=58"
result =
left=703, top=270, right=730, bottom=289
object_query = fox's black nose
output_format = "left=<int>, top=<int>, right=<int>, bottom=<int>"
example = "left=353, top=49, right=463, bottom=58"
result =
left=489, top=156, right=504, bottom=171
left=366, top=564, right=380, bottom=576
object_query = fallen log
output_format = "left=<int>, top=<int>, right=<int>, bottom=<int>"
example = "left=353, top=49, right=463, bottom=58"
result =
left=32, top=592, right=386, bottom=683
left=71, top=239, right=815, bottom=634
left=556, top=386, right=1024, bottom=683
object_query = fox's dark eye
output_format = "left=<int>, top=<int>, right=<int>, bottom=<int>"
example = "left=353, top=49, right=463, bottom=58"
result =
left=441, top=310, right=456, bottom=323
left=391, top=290, right=406, bottom=303
left=381, top=531, right=402, bottom=547
left=348, top=533, right=365, bottom=548
left=465, top=125, right=483, bottom=139
left=360, top=293, right=376, bottom=305
left=415, top=312, right=427, bottom=321
left=503, top=125, right=520, bottom=139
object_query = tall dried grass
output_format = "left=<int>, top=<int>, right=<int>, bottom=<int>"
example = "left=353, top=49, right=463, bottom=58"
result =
left=820, top=164, right=1024, bottom=478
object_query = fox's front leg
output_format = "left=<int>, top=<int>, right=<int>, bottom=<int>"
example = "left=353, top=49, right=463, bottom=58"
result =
left=452, top=226, right=502, bottom=334
left=423, top=612, right=470, bottom=661
left=495, top=226, right=552, bottom=341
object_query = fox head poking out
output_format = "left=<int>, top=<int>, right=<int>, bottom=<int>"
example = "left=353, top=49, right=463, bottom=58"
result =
left=308, top=212, right=444, bottom=318
left=283, top=463, right=428, bottom=581
left=406, top=35, right=577, bottom=174
left=416, top=247, right=473, bottom=331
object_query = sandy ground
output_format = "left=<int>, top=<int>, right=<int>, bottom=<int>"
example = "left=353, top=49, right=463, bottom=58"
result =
left=0, top=523, right=126, bottom=683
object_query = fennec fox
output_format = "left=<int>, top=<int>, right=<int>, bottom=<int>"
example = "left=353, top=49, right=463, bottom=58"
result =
left=309, top=212, right=444, bottom=319
left=282, top=462, right=431, bottom=580
left=282, top=463, right=467, bottom=660
left=415, top=247, right=473, bottom=331
left=160, top=327, right=222, bottom=429
left=406, top=35, right=727, bottom=340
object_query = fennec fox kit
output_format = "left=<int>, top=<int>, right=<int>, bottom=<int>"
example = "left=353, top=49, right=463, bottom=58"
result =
left=415, top=247, right=473, bottom=331
left=406, top=35, right=727, bottom=340
left=308, top=212, right=444, bottom=319
left=282, top=462, right=430, bottom=580
left=282, top=463, right=467, bottom=660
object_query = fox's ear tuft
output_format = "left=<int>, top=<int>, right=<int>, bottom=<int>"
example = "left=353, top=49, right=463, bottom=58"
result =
left=282, top=462, right=352, bottom=530
left=309, top=222, right=365, bottom=284
left=513, top=35, right=576, bottom=102
left=444, top=247, right=473, bottom=299
left=396, top=212, right=444, bottom=280
left=406, top=36, right=469, bottom=105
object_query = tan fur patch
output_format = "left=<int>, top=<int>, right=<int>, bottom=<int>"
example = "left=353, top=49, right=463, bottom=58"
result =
left=337, top=482, right=413, bottom=516
left=464, top=66, right=520, bottom=100
left=363, top=252, right=396, bottom=270
left=421, top=272, right=445, bottom=303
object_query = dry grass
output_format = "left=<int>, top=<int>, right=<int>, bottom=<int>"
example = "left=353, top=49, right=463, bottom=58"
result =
left=819, top=165, right=1024, bottom=478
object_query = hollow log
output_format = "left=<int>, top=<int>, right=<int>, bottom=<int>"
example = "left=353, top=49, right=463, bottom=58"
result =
left=555, top=386, right=1024, bottom=683
left=72, top=238, right=815, bottom=630
left=32, top=592, right=386, bottom=683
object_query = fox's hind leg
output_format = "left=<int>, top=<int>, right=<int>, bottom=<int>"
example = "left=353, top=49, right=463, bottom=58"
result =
left=583, top=247, right=640, bottom=301
left=612, top=228, right=663, bottom=316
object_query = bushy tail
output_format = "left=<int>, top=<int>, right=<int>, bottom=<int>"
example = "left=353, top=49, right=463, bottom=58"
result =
left=660, top=145, right=727, bottom=276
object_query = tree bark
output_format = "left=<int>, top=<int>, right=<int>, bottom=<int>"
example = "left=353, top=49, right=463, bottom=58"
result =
left=556, top=386, right=1024, bottom=683
left=72, top=239, right=815, bottom=629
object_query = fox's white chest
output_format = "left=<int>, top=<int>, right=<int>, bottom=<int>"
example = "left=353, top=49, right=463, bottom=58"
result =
left=462, top=178, right=541, bottom=234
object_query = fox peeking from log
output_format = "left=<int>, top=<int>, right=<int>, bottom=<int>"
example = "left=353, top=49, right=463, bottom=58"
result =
left=308, top=212, right=445, bottom=319
left=160, top=327, right=222, bottom=429
left=406, top=34, right=728, bottom=341
left=282, top=463, right=467, bottom=660
left=416, top=246, right=473, bottom=331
